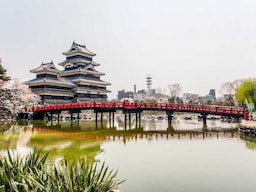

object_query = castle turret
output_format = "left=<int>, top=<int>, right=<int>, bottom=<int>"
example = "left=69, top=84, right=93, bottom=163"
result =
left=26, top=61, right=75, bottom=104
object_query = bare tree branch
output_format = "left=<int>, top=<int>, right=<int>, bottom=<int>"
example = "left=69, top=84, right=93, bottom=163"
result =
left=167, top=84, right=182, bottom=103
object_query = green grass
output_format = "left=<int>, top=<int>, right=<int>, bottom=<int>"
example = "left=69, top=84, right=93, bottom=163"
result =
left=0, top=148, right=124, bottom=192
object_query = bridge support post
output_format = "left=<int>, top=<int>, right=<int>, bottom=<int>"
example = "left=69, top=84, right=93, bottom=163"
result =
left=135, top=113, right=138, bottom=128
left=44, top=112, right=46, bottom=121
left=109, top=112, right=111, bottom=127
left=95, top=112, right=98, bottom=127
left=77, top=112, right=80, bottom=123
left=57, top=112, right=60, bottom=123
left=50, top=112, right=53, bottom=126
left=124, top=112, right=127, bottom=129
left=202, top=113, right=207, bottom=128
left=233, top=116, right=240, bottom=123
left=71, top=111, right=73, bottom=122
left=112, top=112, right=115, bottom=127
left=166, top=111, right=173, bottom=128
left=129, top=112, right=131, bottom=128
left=139, top=111, right=141, bottom=128
left=101, top=112, right=103, bottom=127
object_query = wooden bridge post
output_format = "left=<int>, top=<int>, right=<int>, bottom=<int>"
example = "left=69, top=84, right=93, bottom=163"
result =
left=202, top=113, right=207, bottom=128
left=70, top=110, right=73, bottom=123
left=112, top=112, right=115, bottom=127
left=95, top=111, right=98, bottom=126
left=139, top=111, right=141, bottom=128
left=135, top=112, right=138, bottom=128
left=57, top=112, right=60, bottom=123
left=233, top=116, right=240, bottom=123
left=77, top=112, right=80, bottom=123
left=129, top=111, right=131, bottom=128
left=109, top=112, right=111, bottom=127
left=166, top=111, right=173, bottom=128
left=44, top=112, right=47, bottom=121
left=101, top=112, right=103, bottom=127
left=50, top=112, right=53, bottom=126
left=124, top=112, right=127, bottom=129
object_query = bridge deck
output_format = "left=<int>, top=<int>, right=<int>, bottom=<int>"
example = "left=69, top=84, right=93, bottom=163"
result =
left=32, top=101, right=245, bottom=117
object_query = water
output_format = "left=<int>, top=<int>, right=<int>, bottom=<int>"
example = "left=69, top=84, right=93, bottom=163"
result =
left=1, top=117, right=256, bottom=192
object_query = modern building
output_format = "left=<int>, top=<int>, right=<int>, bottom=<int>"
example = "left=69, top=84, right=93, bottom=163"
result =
left=182, top=93, right=199, bottom=104
left=209, top=89, right=216, bottom=98
left=199, top=89, right=216, bottom=104
left=146, top=75, right=152, bottom=93
left=26, top=42, right=111, bottom=104
left=134, top=89, right=147, bottom=102
left=199, top=95, right=215, bottom=104
left=117, top=89, right=134, bottom=100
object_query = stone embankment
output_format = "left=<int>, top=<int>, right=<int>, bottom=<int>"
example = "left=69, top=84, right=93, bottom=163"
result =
left=239, top=119, right=256, bottom=136
left=0, top=89, right=22, bottom=120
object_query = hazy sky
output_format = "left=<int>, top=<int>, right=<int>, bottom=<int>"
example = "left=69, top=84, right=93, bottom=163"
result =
left=1, top=0, right=256, bottom=98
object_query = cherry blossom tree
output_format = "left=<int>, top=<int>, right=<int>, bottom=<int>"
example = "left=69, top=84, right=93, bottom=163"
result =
left=4, top=78, right=41, bottom=103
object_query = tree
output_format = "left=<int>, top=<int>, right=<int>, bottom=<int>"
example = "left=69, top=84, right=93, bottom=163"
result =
left=220, top=79, right=243, bottom=106
left=167, top=84, right=182, bottom=103
left=235, top=78, right=256, bottom=105
left=0, top=58, right=11, bottom=87
left=4, top=78, right=41, bottom=103
left=168, top=96, right=183, bottom=103
left=158, top=97, right=169, bottom=103
left=156, top=87, right=166, bottom=95
left=147, top=97, right=158, bottom=103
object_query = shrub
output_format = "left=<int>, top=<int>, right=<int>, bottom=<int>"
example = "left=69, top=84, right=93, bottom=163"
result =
left=0, top=148, right=124, bottom=192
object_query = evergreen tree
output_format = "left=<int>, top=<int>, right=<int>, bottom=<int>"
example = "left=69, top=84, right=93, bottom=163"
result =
left=0, top=58, right=11, bottom=82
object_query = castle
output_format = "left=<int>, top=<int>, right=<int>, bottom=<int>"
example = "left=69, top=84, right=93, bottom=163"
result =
left=26, top=42, right=111, bottom=104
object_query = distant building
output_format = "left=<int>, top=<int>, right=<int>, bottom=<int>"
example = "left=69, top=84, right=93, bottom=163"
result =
left=199, top=89, right=216, bottom=104
left=134, top=89, right=147, bottom=102
left=199, top=95, right=215, bottom=104
left=209, top=89, right=216, bottom=98
left=146, top=75, right=152, bottom=93
left=182, top=93, right=199, bottom=104
left=148, top=89, right=156, bottom=96
left=117, top=89, right=134, bottom=100
left=26, top=42, right=111, bottom=104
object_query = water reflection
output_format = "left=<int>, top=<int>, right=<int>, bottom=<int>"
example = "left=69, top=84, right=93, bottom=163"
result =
left=0, top=118, right=255, bottom=159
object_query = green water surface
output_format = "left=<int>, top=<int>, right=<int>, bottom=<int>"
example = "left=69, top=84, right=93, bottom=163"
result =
left=0, top=118, right=255, bottom=192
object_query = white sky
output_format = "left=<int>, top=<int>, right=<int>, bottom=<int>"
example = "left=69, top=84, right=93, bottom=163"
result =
left=1, top=0, right=256, bottom=99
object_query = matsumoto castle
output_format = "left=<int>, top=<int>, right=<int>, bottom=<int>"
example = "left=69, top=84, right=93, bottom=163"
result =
left=26, top=42, right=111, bottom=104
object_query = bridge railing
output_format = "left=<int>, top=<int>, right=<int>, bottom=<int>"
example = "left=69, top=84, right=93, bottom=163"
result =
left=33, top=101, right=245, bottom=116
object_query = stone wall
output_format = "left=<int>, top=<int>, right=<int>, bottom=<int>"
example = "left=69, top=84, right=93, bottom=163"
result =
left=0, top=89, right=22, bottom=120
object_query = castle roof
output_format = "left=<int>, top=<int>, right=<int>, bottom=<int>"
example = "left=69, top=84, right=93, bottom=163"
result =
left=30, top=61, right=61, bottom=74
left=59, top=67, right=105, bottom=76
left=26, top=77, right=75, bottom=87
left=59, top=59, right=100, bottom=67
left=63, top=42, right=96, bottom=57
left=72, top=78, right=111, bottom=86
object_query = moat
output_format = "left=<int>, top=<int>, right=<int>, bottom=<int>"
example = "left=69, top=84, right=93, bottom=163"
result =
left=1, top=118, right=256, bottom=192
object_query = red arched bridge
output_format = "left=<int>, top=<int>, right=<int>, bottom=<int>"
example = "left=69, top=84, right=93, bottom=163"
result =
left=30, top=101, right=247, bottom=128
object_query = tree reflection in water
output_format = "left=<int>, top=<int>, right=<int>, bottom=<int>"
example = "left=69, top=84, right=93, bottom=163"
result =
left=0, top=119, right=256, bottom=161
